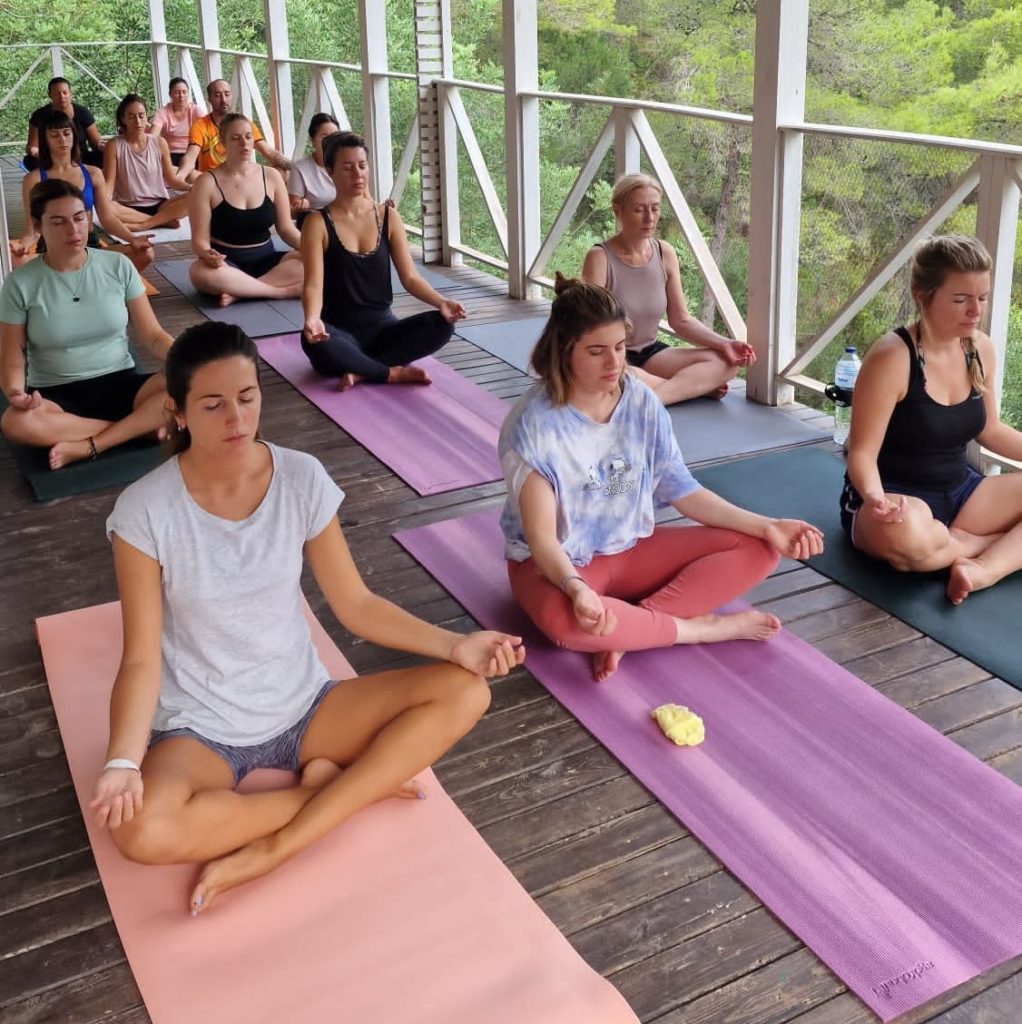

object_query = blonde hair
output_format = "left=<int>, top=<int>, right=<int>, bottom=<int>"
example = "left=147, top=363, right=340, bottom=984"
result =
left=910, top=234, right=992, bottom=394
left=530, top=274, right=631, bottom=404
left=611, top=173, right=662, bottom=211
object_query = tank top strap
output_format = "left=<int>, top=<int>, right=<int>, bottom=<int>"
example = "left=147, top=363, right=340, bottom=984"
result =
left=319, top=206, right=340, bottom=246
left=378, top=202, right=390, bottom=253
left=651, top=238, right=668, bottom=286
left=261, top=166, right=267, bottom=198
left=893, top=325, right=926, bottom=391
left=209, top=171, right=227, bottom=200
left=79, top=165, right=94, bottom=212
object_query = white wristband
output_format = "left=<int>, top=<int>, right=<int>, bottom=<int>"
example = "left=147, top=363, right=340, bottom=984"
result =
left=104, top=758, right=141, bottom=773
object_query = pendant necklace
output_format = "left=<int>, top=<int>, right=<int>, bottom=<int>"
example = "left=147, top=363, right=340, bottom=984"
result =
left=45, top=250, right=89, bottom=302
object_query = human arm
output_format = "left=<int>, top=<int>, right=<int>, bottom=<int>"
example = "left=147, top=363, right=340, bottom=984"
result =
left=388, top=207, right=466, bottom=323
left=177, top=142, right=200, bottom=180
left=254, top=137, right=292, bottom=173
left=0, top=321, right=41, bottom=409
left=12, top=172, right=41, bottom=255
left=85, top=121, right=105, bottom=152
left=267, top=167, right=301, bottom=249
left=845, top=334, right=914, bottom=525
left=26, top=121, right=39, bottom=159
left=306, top=517, right=524, bottom=676
left=518, top=470, right=617, bottom=635
left=580, top=245, right=609, bottom=288
left=88, top=166, right=153, bottom=255
left=973, top=333, right=1022, bottom=462
left=672, top=487, right=823, bottom=560
left=187, top=173, right=225, bottom=267
left=157, top=136, right=191, bottom=191
left=288, top=163, right=310, bottom=213
left=661, top=242, right=755, bottom=365
left=126, top=293, right=174, bottom=360
left=102, top=137, right=118, bottom=195
left=300, top=212, right=328, bottom=340
left=90, top=537, right=164, bottom=828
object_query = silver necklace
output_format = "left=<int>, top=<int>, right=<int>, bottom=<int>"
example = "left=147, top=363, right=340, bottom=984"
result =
left=44, top=250, right=89, bottom=303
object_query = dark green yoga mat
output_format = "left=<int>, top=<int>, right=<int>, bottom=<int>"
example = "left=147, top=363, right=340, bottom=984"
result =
left=0, top=392, right=163, bottom=502
left=694, top=446, right=1022, bottom=690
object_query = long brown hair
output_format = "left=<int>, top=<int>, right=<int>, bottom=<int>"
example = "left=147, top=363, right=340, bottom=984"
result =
left=530, top=273, right=631, bottom=404
left=910, top=234, right=992, bottom=394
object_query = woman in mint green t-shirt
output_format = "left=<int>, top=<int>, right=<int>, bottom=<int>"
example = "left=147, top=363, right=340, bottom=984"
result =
left=0, top=179, right=173, bottom=469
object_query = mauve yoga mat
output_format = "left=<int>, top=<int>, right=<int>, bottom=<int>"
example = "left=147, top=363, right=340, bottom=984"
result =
left=36, top=601, right=639, bottom=1024
left=255, top=333, right=506, bottom=495
left=695, top=446, right=1022, bottom=691
left=456, top=318, right=824, bottom=464
left=395, top=508, right=1022, bottom=1021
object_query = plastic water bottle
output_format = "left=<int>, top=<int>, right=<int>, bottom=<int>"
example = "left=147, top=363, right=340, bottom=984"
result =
left=832, top=346, right=861, bottom=445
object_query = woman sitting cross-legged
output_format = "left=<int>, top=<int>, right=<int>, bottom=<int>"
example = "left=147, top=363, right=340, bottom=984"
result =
left=500, top=275, right=824, bottom=682
left=10, top=109, right=154, bottom=274
left=103, top=93, right=192, bottom=231
left=0, top=180, right=171, bottom=470
left=301, top=130, right=465, bottom=391
left=93, top=322, right=524, bottom=913
left=188, top=112, right=303, bottom=307
left=843, top=234, right=1022, bottom=605
left=581, top=173, right=755, bottom=405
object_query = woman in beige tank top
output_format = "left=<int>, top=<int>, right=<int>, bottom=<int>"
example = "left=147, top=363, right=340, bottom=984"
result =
left=582, top=173, right=755, bottom=405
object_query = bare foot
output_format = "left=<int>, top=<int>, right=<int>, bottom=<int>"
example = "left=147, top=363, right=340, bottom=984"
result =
left=337, top=373, right=367, bottom=391
left=946, top=557, right=998, bottom=605
left=190, top=835, right=283, bottom=915
left=387, top=365, right=431, bottom=386
left=162, top=218, right=181, bottom=229
left=49, top=439, right=94, bottom=469
left=708, top=382, right=729, bottom=400
left=218, top=292, right=237, bottom=308
left=591, top=650, right=624, bottom=682
left=676, top=609, right=782, bottom=644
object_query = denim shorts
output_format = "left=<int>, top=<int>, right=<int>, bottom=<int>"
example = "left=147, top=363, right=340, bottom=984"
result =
left=148, top=680, right=337, bottom=785
left=840, top=468, right=984, bottom=540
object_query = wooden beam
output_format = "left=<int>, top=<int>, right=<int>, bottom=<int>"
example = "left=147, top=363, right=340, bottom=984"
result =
left=358, top=0, right=393, bottom=200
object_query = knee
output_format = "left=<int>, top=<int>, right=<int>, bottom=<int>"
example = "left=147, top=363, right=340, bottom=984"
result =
left=110, top=808, right=184, bottom=865
left=738, top=533, right=781, bottom=576
left=1, top=404, right=45, bottom=444
left=444, top=667, right=491, bottom=729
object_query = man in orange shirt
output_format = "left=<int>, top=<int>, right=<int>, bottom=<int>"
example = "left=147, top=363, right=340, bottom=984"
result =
left=178, top=79, right=292, bottom=177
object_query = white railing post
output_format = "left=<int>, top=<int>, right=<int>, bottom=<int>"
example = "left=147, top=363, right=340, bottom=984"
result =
left=974, top=154, right=1021, bottom=410
left=414, top=0, right=459, bottom=266
left=49, top=45, right=64, bottom=78
left=746, top=0, right=809, bottom=406
left=263, top=0, right=296, bottom=158
left=358, top=0, right=394, bottom=201
left=196, top=0, right=222, bottom=85
left=147, top=0, right=171, bottom=106
left=503, top=0, right=540, bottom=299
left=614, top=106, right=639, bottom=179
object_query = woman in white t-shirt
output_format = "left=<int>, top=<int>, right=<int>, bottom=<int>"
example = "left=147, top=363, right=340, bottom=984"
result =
left=95, top=321, right=524, bottom=914
left=500, top=275, right=823, bottom=681
left=288, top=112, right=339, bottom=219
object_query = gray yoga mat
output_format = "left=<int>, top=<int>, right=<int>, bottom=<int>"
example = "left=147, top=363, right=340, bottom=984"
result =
left=694, top=446, right=1022, bottom=690
left=457, top=318, right=824, bottom=464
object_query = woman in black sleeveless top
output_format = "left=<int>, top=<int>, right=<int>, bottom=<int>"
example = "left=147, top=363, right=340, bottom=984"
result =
left=300, top=131, right=465, bottom=390
left=843, top=234, right=1022, bottom=604
left=188, top=113, right=302, bottom=306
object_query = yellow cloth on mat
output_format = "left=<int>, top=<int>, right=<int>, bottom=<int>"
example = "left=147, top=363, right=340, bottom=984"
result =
left=651, top=703, right=705, bottom=746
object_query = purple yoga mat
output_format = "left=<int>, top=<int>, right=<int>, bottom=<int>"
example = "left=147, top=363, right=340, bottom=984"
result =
left=395, top=509, right=1022, bottom=1021
left=254, top=334, right=507, bottom=495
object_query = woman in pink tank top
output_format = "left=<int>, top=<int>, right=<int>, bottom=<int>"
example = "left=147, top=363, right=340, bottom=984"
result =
left=582, top=173, right=755, bottom=405
left=103, top=94, right=193, bottom=232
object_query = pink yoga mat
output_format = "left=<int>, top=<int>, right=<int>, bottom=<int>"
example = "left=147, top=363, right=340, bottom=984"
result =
left=395, top=509, right=1022, bottom=1022
left=36, top=601, right=638, bottom=1024
left=254, top=333, right=507, bottom=495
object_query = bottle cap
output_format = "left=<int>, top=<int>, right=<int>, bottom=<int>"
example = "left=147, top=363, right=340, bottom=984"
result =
left=844, top=346, right=856, bottom=353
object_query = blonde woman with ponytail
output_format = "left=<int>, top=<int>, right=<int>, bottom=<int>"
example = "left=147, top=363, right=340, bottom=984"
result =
left=842, top=234, right=1022, bottom=603
left=498, top=274, right=822, bottom=682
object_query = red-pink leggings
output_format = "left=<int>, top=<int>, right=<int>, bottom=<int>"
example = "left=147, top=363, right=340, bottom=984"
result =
left=507, top=525, right=779, bottom=653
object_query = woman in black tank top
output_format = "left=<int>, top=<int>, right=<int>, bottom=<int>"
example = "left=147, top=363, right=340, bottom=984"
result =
left=843, top=235, right=1022, bottom=604
left=300, top=131, right=465, bottom=389
left=187, top=113, right=303, bottom=306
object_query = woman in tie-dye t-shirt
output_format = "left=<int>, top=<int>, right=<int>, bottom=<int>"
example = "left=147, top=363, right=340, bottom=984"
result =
left=498, top=275, right=824, bottom=681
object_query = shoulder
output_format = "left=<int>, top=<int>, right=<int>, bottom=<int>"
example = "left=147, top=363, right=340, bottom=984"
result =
left=385, top=202, right=405, bottom=231
left=111, top=458, right=177, bottom=521
left=972, top=329, right=996, bottom=366
left=264, top=165, right=288, bottom=192
left=84, top=162, right=104, bottom=184
left=863, top=330, right=911, bottom=369
left=73, top=103, right=95, bottom=124
left=657, top=239, right=680, bottom=269
left=582, top=244, right=607, bottom=278
left=271, top=445, right=331, bottom=487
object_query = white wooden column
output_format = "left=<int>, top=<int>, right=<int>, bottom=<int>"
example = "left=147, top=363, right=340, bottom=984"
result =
left=196, top=0, right=222, bottom=85
left=745, top=0, right=809, bottom=405
left=263, top=0, right=295, bottom=157
left=503, top=0, right=540, bottom=298
left=49, top=46, right=64, bottom=77
left=359, top=0, right=394, bottom=200
left=974, top=154, right=1021, bottom=409
left=414, top=0, right=458, bottom=265
left=614, top=107, right=640, bottom=180
left=147, top=0, right=171, bottom=105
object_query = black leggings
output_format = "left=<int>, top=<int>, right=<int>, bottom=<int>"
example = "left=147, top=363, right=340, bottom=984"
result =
left=301, top=311, right=453, bottom=384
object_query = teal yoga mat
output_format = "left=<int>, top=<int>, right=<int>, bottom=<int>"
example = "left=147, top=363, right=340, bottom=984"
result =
left=694, top=446, right=1022, bottom=689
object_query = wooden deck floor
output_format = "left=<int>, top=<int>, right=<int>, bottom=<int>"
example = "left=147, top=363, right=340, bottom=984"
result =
left=1, top=190, right=1020, bottom=1021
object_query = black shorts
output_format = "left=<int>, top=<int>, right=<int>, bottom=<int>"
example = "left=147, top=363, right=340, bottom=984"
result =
left=212, top=238, right=285, bottom=279
left=126, top=201, right=166, bottom=217
left=37, top=368, right=152, bottom=421
left=626, top=341, right=670, bottom=368
left=169, top=152, right=184, bottom=167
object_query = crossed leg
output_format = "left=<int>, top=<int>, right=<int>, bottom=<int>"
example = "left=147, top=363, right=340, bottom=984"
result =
left=641, top=346, right=738, bottom=405
left=189, top=251, right=303, bottom=306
